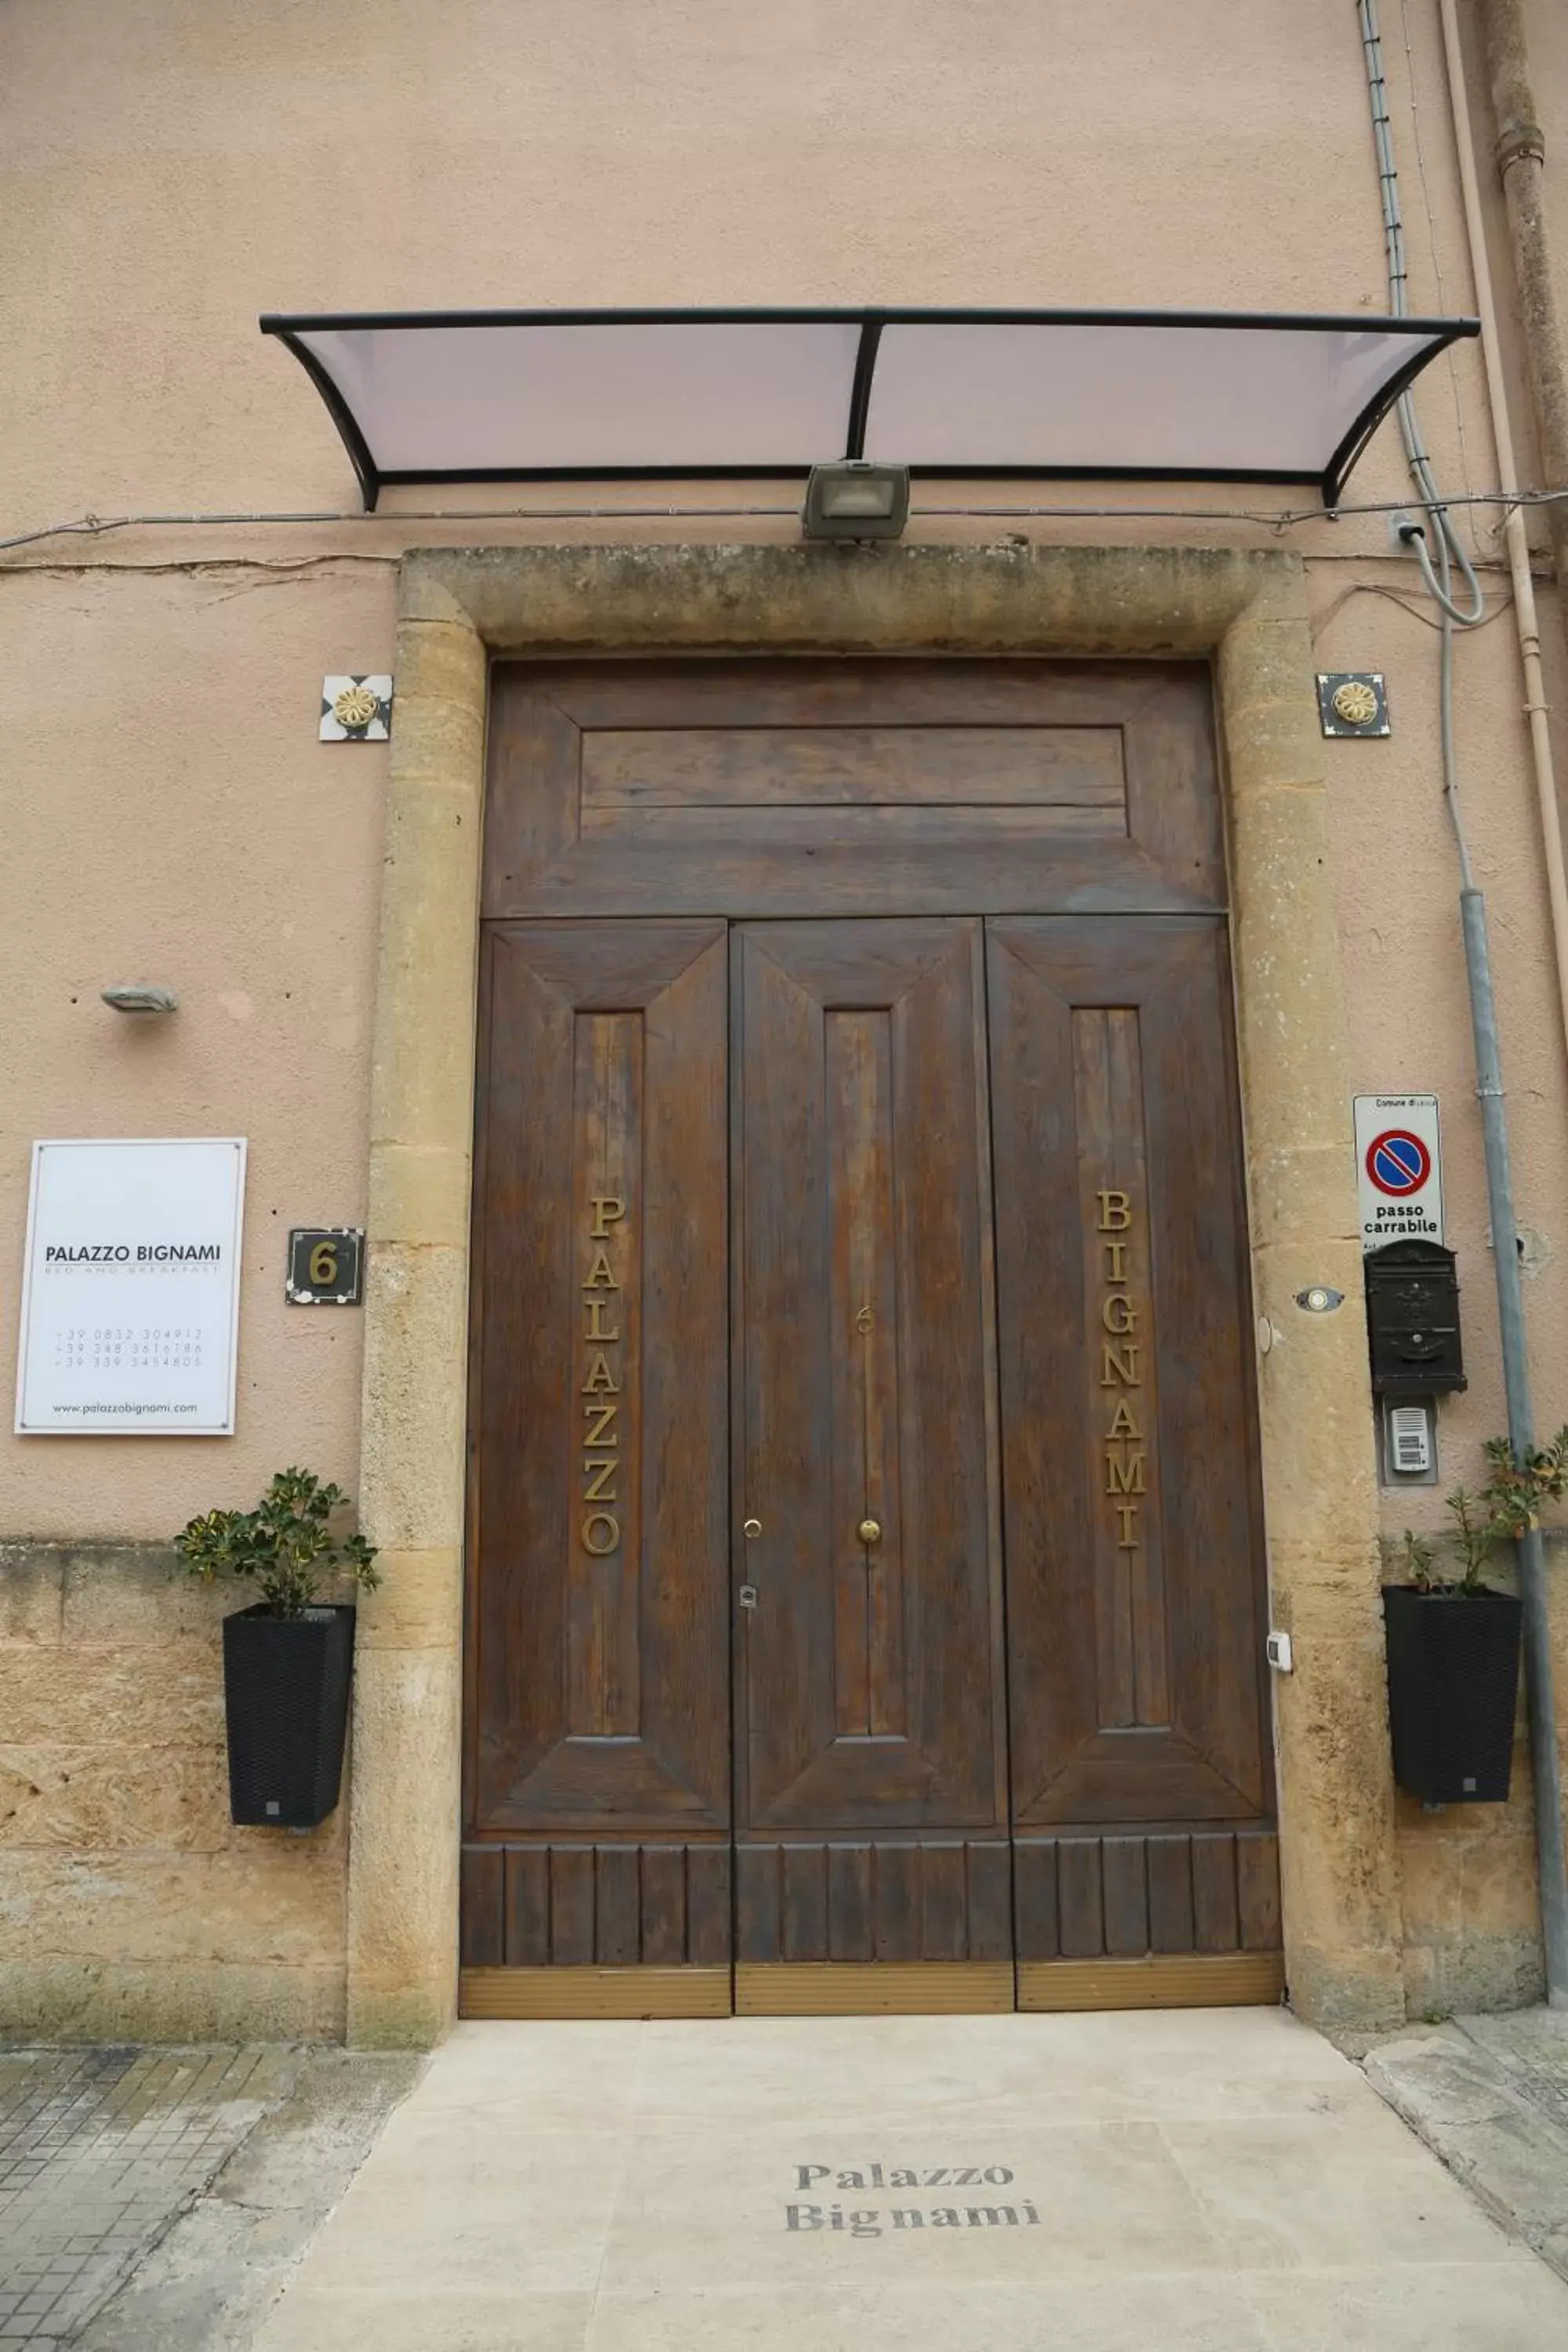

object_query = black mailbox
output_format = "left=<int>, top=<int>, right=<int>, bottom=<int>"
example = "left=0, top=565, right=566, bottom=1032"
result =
left=1364, top=1240, right=1466, bottom=1396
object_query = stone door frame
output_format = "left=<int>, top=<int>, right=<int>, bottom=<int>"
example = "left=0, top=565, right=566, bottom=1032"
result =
left=347, top=539, right=1405, bottom=2047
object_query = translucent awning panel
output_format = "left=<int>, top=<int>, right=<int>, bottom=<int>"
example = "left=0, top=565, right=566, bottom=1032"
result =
left=260, top=307, right=1477, bottom=510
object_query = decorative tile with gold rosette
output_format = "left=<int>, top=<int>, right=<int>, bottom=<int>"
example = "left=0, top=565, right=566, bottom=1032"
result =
left=320, top=673, right=393, bottom=740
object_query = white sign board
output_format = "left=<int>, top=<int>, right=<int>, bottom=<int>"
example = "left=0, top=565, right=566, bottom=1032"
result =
left=15, top=1139, right=246, bottom=1434
left=1353, top=1094, right=1443, bottom=1253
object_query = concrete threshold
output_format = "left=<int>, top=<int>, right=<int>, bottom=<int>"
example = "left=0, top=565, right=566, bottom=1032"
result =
left=1364, top=2009, right=1568, bottom=2287
left=235, top=2009, right=1568, bottom=2350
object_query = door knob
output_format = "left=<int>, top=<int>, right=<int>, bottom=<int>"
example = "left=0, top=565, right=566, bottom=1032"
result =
left=743, top=1517, right=762, bottom=1539
left=858, top=1517, right=882, bottom=1546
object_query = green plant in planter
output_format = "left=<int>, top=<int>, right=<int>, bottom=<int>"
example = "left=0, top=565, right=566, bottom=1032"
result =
left=1398, top=1526, right=1438, bottom=1589
left=1399, top=1426, right=1568, bottom=1595
left=1386, top=1428, right=1568, bottom=1805
left=176, top=1467, right=379, bottom=1619
left=1406, top=1484, right=1498, bottom=1596
left=1480, top=1427, right=1568, bottom=1541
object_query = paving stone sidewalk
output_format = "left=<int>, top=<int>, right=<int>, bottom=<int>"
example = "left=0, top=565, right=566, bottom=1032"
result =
left=1365, top=2008, right=1568, bottom=2284
left=0, top=2044, right=419, bottom=2350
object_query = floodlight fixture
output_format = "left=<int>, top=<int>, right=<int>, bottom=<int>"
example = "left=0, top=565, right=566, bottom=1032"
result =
left=802, top=460, right=910, bottom=540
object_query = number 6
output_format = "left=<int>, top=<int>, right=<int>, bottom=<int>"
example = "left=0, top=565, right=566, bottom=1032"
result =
left=309, top=1240, right=339, bottom=1287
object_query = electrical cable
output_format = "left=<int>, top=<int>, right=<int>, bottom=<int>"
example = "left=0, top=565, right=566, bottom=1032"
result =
left=1359, top=0, right=1486, bottom=622
left=5, top=488, right=1568, bottom=560
left=1397, top=0, right=1489, bottom=563
left=1313, top=580, right=1514, bottom=635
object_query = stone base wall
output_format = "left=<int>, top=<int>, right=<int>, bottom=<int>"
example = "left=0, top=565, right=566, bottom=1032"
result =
left=2, top=1527, right=1563, bottom=2040
left=0, top=1544, right=347, bottom=2043
left=1398, top=1791, right=1547, bottom=2018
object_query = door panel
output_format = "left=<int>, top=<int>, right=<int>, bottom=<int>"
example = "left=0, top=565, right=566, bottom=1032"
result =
left=735, top=1839, right=1014, bottom=1963
left=461, top=1840, right=731, bottom=1967
left=482, top=659, right=1225, bottom=918
left=1012, top=1828, right=1282, bottom=1957
left=462, top=920, right=731, bottom=1986
left=985, top=916, right=1278, bottom=1972
left=732, top=920, right=1010, bottom=1979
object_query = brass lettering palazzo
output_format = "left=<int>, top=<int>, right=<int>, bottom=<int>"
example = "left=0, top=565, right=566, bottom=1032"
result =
left=580, top=1192, right=625, bottom=1557
left=1097, top=1188, right=1145, bottom=1554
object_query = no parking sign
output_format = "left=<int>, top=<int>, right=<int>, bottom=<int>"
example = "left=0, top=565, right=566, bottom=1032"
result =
left=1353, top=1094, right=1443, bottom=1250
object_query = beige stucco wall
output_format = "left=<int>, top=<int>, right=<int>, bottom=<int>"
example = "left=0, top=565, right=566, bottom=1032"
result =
left=3, top=0, right=1568, bottom=2038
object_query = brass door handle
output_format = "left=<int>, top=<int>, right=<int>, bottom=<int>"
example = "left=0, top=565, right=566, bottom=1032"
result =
left=743, top=1517, right=762, bottom=1539
left=858, top=1517, right=882, bottom=1547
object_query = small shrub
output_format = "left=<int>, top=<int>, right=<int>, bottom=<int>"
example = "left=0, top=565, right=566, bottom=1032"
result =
left=1399, top=1527, right=1437, bottom=1591
left=176, top=1467, right=379, bottom=1621
left=1481, top=1428, right=1568, bottom=1540
left=1444, top=1486, right=1497, bottom=1598
left=1401, top=1427, right=1568, bottom=1596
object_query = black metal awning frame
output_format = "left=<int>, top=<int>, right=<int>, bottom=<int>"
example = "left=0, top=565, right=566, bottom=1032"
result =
left=260, top=303, right=1479, bottom=513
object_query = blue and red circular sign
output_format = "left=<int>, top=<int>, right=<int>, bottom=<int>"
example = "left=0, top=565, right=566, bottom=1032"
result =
left=1366, top=1129, right=1431, bottom=1197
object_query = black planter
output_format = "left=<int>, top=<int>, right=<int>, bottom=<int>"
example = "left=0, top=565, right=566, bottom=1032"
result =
left=1381, top=1583, right=1523, bottom=1803
left=222, top=1602, right=355, bottom=1827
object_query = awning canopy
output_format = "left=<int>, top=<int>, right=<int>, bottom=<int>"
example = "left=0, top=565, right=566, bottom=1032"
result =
left=259, top=306, right=1478, bottom=512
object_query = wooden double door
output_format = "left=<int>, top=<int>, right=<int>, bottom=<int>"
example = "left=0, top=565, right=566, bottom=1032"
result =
left=461, top=662, right=1279, bottom=2017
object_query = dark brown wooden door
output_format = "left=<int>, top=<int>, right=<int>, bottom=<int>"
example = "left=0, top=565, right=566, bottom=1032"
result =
left=461, top=921, right=732, bottom=1986
left=463, top=660, right=1281, bottom=2016
left=985, top=918, right=1279, bottom=1986
left=731, top=920, right=1012, bottom=1984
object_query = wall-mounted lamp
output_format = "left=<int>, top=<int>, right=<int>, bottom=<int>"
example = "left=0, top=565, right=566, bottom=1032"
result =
left=802, top=460, right=910, bottom=542
left=100, top=985, right=178, bottom=1016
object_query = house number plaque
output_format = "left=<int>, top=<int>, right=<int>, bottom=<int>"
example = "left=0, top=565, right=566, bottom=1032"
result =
left=285, top=1228, right=365, bottom=1305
